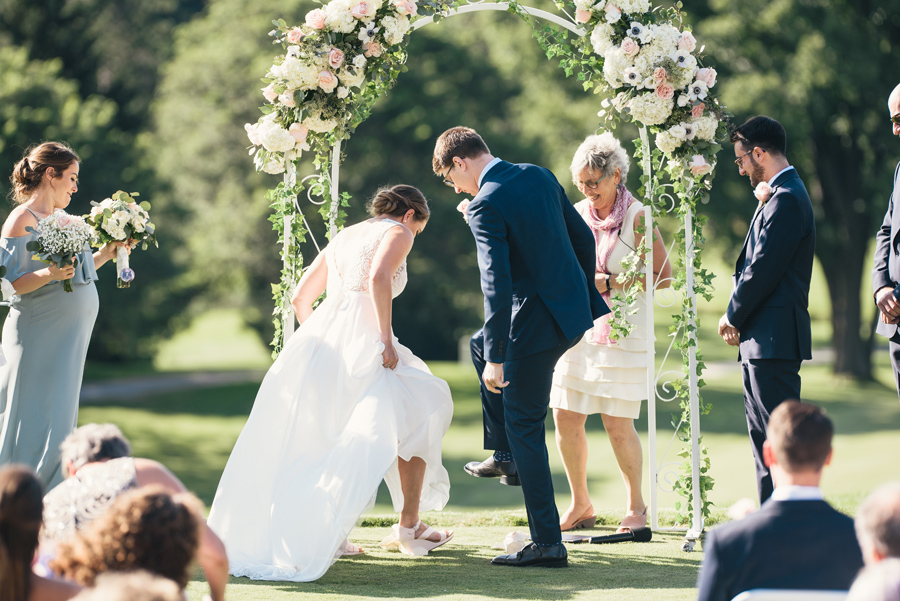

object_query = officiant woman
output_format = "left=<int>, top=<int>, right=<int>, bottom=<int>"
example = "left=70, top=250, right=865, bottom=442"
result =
left=0, top=142, right=122, bottom=488
left=551, top=133, right=671, bottom=534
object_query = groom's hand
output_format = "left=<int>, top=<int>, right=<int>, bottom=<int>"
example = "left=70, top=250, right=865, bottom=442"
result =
left=718, top=315, right=740, bottom=347
left=483, top=362, right=509, bottom=394
left=876, top=286, right=900, bottom=319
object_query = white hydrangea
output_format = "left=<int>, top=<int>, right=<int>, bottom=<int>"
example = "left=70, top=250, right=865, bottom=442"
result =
left=590, top=22, right=615, bottom=56
left=325, top=0, right=357, bottom=33
left=380, top=15, right=410, bottom=45
left=303, top=113, right=339, bottom=133
left=617, top=0, right=650, bottom=13
left=257, top=118, right=296, bottom=152
left=655, top=129, right=682, bottom=154
left=603, top=47, right=630, bottom=88
left=668, top=64, right=695, bottom=89
left=574, top=0, right=592, bottom=11
left=628, top=92, right=673, bottom=126
left=339, top=65, right=365, bottom=88
left=278, top=57, right=319, bottom=90
left=692, top=115, right=718, bottom=141
left=648, top=23, right=680, bottom=54
left=257, top=153, right=286, bottom=175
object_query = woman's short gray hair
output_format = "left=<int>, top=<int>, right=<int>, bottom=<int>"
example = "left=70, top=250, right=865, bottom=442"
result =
left=60, top=423, right=132, bottom=474
left=570, top=132, right=630, bottom=185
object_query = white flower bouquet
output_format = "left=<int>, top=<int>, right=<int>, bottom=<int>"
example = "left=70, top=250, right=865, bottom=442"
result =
left=25, top=210, right=93, bottom=293
left=85, top=191, right=157, bottom=288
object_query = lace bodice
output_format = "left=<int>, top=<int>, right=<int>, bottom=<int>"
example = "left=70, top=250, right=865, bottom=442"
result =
left=330, top=219, right=407, bottom=297
left=41, top=456, right=138, bottom=544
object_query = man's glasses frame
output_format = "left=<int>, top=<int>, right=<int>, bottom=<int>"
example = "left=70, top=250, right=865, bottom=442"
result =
left=734, top=148, right=754, bottom=167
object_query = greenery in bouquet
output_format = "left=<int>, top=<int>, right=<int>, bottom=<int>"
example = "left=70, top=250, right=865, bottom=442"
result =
left=85, top=190, right=157, bottom=288
left=24, top=210, right=93, bottom=293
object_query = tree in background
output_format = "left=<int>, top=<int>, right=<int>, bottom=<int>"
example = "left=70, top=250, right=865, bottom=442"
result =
left=695, top=0, right=900, bottom=379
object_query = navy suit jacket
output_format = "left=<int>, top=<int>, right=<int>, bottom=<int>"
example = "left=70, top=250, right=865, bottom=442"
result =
left=872, top=161, right=900, bottom=341
left=726, top=167, right=815, bottom=361
left=696, top=499, right=864, bottom=601
left=467, top=160, right=609, bottom=363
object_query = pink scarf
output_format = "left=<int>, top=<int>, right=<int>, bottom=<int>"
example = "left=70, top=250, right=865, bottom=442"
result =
left=578, top=184, right=635, bottom=344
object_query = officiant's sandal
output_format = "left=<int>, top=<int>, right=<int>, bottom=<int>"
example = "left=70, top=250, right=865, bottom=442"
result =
left=338, top=539, right=364, bottom=556
left=379, top=521, right=453, bottom=556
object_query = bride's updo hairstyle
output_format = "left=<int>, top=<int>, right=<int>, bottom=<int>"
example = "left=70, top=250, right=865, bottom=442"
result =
left=367, top=185, right=430, bottom=222
left=9, top=142, right=80, bottom=204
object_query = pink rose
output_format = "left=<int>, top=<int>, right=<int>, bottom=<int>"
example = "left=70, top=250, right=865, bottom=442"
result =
left=696, top=67, right=717, bottom=88
left=621, top=37, right=639, bottom=57
left=278, top=92, right=296, bottom=108
left=351, top=1, right=372, bottom=19
left=754, top=181, right=773, bottom=202
left=317, top=70, right=338, bottom=93
left=394, top=0, right=417, bottom=15
left=655, top=83, right=674, bottom=100
left=245, top=123, right=261, bottom=146
left=575, top=9, right=592, bottom=23
left=604, top=4, right=621, bottom=23
left=691, top=102, right=706, bottom=119
left=286, top=28, right=305, bottom=44
left=364, top=41, right=383, bottom=58
left=305, top=9, right=326, bottom=29
left=653, top=67, right=668, bottom=84
left=328, top=47, right=345, bottom=69
left=679, top=31, right=696, bottom=52
left=289, top=123, right=309, bottom=145
left=456, top=199, right=470, bottom=223
left=262, top=83, right=278, bottom=103
left=688, top=155, right=712, bottom=177
left=57, top=214, right=73, bottom=227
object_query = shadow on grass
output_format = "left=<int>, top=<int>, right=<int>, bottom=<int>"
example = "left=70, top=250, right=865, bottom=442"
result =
left=201, top=530, right=701, bottom=599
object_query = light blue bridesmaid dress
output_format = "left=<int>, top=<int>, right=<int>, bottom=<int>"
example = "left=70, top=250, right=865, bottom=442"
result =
left=0, top=211, right=99, bottom=489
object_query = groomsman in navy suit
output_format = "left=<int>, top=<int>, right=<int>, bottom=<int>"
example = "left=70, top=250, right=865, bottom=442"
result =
left=696, top=401, right=864, bottom=601
left=872, top=83, right=900, bottom=397
left=718, top=116, right=815, bottom=504
left=432, top=127, right=607, bottom=567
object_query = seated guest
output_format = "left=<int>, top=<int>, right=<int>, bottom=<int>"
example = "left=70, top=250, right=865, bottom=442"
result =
left=0, top=465, right=81, bottom=601
left=696, top=401, right=864, bottom=601
left=847, top=558, right=900, bottom=601
left=41, top=424, right=226, bottom=601
left=50, top=487, right=199, bottom=593
left=71, top=571, right=185, bottom=601
left=856, top=482, right=900, bottom=564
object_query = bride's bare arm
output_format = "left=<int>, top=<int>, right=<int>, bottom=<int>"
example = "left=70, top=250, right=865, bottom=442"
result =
left=369, top=226, right=414, bottom=369
left=291, top=251, right=328, bottom=324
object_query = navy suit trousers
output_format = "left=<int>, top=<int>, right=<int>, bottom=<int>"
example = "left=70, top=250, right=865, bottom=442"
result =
left=470, top=328, right=579, bottom=545
left=741, top=358, right=801, bottom=503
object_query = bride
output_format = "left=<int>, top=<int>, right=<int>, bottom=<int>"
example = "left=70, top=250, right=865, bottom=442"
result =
left=207, top=185, right=454, bottom=582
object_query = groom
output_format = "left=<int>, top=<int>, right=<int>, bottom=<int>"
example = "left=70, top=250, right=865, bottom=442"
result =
left=718, top=116, right=815, bottom=505
left=433, top=127, right=608, bottom=567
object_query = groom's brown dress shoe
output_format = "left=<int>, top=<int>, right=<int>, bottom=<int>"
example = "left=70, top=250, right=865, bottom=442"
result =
left=491, top=542, right=568, bottom=568
left=463, top=456, right=520, bottom=486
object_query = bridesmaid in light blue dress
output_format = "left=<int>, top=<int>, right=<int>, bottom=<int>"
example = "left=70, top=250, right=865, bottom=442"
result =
left=0, top=142, right=120, bottom=489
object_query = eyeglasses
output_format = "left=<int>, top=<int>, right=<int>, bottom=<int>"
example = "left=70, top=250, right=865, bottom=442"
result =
left=441, top=164, right=455, bottom=188
left=734, top=148, right=754, bottom=167
left=576, top=173, right=608, bottom=190
left=891, top=114, right=900, bottom=125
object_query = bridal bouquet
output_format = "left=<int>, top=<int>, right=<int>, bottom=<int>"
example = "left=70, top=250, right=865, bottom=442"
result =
left=85, top=191, right=157, bottom=288
left=25, top=210, right=93, bottom=293
left=0, top=266, right=14, bottom=302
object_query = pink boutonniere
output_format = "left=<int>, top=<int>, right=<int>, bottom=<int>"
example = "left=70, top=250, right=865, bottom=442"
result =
left=457, top=198, right=471, bottom=224
left=754, top=181, right=774, bottom=203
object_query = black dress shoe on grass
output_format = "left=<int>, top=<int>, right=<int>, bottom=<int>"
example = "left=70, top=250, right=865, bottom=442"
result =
left=491, top=542, right=568, bottom=568
left=463, top=456, right=520, bottom=486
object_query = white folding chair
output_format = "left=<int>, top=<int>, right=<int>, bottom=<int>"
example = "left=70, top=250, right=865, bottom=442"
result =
left=731, top=590, right=848, bottom=601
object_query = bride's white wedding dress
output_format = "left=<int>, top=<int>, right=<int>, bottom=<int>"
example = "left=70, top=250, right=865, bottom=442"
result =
left=207, top=218, right=453, bottom=582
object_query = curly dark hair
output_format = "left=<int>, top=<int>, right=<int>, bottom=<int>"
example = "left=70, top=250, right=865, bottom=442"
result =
left=0, top=466, right=44, bottom=601
left=50, top=486, right=201, bottom=589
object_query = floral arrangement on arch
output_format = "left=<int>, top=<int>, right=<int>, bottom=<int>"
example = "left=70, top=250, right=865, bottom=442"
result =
left=572, top=0, right=728, bottom=179
left=246, top=0, right=419, bottom=175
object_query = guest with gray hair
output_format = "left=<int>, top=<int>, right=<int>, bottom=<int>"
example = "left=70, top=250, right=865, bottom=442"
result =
left=41, top=424, right=228, bottom=601
left=847, top=558, right=900, bottom=601
left=856, top=482, right=900, bottom=565
left=551, top=132, right=672, bottom=533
